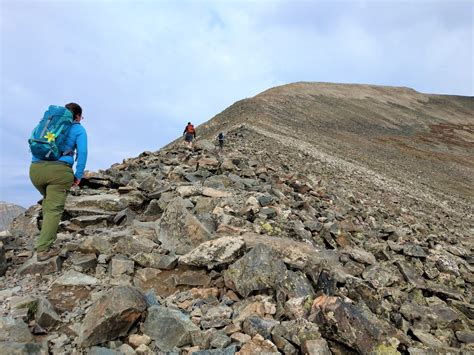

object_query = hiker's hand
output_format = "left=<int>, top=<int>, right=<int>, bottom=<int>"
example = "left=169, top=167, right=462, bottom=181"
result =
left=72, top=178, right=81, bottom=187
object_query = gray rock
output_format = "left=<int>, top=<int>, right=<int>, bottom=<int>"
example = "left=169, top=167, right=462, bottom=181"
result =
left=143, top=199, right=163, bottom=216
left=17, top=255, right=63, bottom=276
left=174, top=270, right=211, bottom=287
left=54, top=270, right=99, bottom=286
left=411, top=329, right=444, bottom=347
left=114, top=235, right=159, bottom=256
left=344, top=247, right=376, bottom=265
left=71, top=253, right=98, bottom=272
left=301, top=339, right=331, bottom=355
left=133, top=252, right=177, bottom=270
left=71, top=215, right=112, bottom=227
left=201, top=305, right=233, bottom=328
left=66, top=193, right=143, bottom=213
left=403, top=244, right=427, bottom=258
left=395, top=260, right=426, bottom=288
left=242, top=315, right=279, bottom=339
left=110, top=255, right=134, bottom=277
left=80, top=235, right=113, bottom=254
left=456, top=330, right=474, bottom=344
left=178, top=236, right=245, bottom=269
left=36, top=297, right=60, bottom=328
left=210, top=332, right=232, bottom=348
left=0, top=317, right=33, bottom=342
left=400, top=301, right=459, bottom=328
left=304, top=221, right=323, bottom=232
left=80, top=286, right=147, bottom=347
left=113, top=208, right=137, bottom=226
left=271, top=319, right=322, bottom=347
left=157, top=197, right=212, bottom=255
left=258, top=194, right=274, bottom=207
left=143, top=306, right=200, bottom=351
left=276, top=270, right=315, bottom=299
left=224, top=243, right=287, bottom=297
left=362, top=263, right=402, bottom=288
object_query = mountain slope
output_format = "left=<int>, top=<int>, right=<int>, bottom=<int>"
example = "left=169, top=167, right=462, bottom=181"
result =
left=0, top=201, right=26, bottom=231
left=196, top=82, right=473, bottom=207
left=1, top=82, right=472, bottom=354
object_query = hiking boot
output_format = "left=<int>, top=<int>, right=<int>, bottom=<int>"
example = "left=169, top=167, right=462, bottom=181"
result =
left=36, top=248, right=60, bottom=262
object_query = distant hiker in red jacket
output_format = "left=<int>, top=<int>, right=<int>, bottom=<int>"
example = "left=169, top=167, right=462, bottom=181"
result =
left=183, top=122, right=196, bottom=148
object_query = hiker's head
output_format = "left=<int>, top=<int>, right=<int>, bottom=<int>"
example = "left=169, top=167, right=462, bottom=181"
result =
left=188, top=122, right=191, bottom=125
left=65, top=103, right=83, bottom=121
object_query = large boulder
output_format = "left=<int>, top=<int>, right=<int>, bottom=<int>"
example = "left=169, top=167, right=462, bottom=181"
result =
left=224, top=243, right=287, bottom=297
left=79, top=286, right=147, bottom=347
left=178, top=236, right=245, bottom=269
left=157, top=197, right=212, bottom=254
left=143, top=306, right=200, bottom=351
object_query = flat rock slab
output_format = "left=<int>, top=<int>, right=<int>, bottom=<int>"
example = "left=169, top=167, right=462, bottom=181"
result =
left=54, top=270, right=99, bottom=286
left=79, top=286, right=147, bottom=347
left=179, top=236, right=245, bottom=269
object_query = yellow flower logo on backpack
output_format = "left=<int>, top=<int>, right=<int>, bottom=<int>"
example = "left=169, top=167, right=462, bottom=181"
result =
left=44, top=131, right=56, bottom=142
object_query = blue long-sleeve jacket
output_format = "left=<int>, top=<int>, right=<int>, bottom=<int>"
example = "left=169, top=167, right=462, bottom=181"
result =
left=32, top=123, right=88, bottom=180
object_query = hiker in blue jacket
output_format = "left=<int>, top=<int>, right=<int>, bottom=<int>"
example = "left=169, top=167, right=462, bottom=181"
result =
left=29, top=103, right=88, bottom=261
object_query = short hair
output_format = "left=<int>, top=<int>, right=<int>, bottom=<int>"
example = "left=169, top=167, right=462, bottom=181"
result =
left=188, top=122, right=191, bottom=125
left=65, top=103, right=82, bottom=118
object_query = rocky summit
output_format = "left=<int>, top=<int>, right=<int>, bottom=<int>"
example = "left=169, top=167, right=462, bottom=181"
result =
left=0, top=82, right=473, bottom=354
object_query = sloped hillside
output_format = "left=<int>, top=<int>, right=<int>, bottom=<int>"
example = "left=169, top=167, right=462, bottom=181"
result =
left=0, top=83, right=472, bottom=354
left=198, top=82, right=473, bottom=206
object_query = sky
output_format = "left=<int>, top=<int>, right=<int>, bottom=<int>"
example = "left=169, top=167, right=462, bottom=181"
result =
left=1, top=0, right=473, bottom=208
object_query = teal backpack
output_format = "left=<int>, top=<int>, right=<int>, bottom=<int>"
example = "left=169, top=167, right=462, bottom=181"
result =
left=28, top=105, right=74, bottom=160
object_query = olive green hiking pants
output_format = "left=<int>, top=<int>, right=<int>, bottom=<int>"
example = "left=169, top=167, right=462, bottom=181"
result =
left=29, top=162, right=74, bottom=252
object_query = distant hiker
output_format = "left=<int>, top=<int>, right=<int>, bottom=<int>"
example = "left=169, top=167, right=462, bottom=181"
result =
left=28, top=103, right=88, bottom=261
left=183, top=122, right=196, bottom=148
left=217, top=132, right=224, bottom=149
